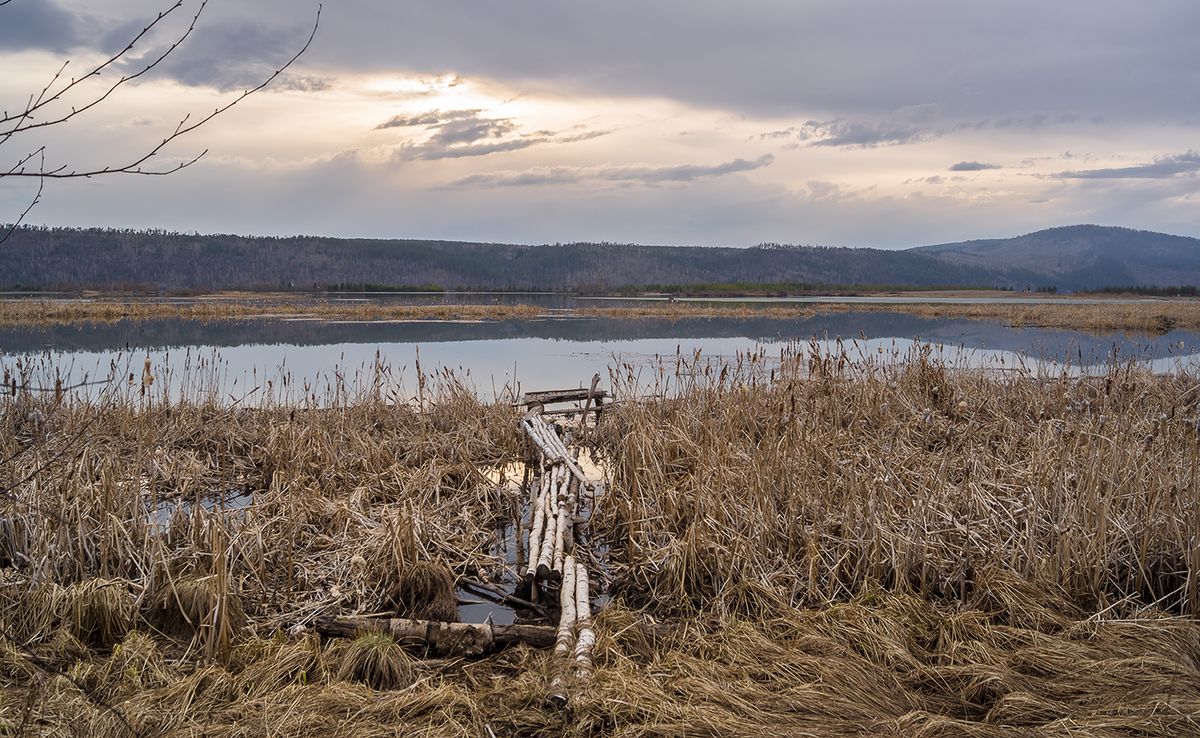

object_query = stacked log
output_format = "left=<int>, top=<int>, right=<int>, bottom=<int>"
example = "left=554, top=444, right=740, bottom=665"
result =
left=520, top=408, right=598, bottom=707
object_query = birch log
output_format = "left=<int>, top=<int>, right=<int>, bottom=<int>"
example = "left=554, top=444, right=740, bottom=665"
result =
left=522, top=416, right=591, bottom=489
left=535, top=469, right=559, bottom=581
left=524, top=465, right=552, bottom=587
left=547, top=554, right=577, bottom=707
left=573, top=561, right=595, bottom=680
left=550, top=471, right=568, bottom=576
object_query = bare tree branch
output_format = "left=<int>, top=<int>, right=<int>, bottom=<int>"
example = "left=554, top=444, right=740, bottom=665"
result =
left=0, top=0, right=322, bottom=227
left=0, top=149, right=44, bottom=244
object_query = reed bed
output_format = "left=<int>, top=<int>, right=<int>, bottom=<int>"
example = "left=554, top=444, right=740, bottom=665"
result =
left=2, top=294, right=1199, bottom=333
left=2, top=350, right=1199, bottom=736
left=0, top=298, right=543, bottom=326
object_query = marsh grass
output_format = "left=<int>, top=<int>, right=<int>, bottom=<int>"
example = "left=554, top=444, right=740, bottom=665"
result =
left=380, top=560, right=459, bottom=621
left=2, top=349, right=1199, bottom=735
left=334, top=632, right=414, bottom=690
left=2, top=293, right=1199, bottom=333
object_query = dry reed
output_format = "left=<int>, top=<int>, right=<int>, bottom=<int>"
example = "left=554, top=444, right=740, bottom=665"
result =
left=2, top=294, right=1198, bottom=333
left=1, top=349, right=1199, bottom=736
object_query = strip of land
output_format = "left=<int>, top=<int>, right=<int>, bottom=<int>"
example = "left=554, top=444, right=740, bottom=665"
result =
left=0, top=294, right=1197, bottom=333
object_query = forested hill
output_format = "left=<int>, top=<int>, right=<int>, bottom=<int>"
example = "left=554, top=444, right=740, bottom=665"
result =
left=0, top=227, right=1012, bottom=291
left=2, top=224, right=1195, bottom=291
left=913, top=225, right=1200, bottom=290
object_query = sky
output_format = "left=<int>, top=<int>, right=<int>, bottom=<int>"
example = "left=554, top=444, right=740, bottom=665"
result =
left=1, top=0, right=1198, bottom=248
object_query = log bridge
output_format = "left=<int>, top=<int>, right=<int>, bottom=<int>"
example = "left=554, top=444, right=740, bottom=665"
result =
left=316, top=382, right=606, bottom=707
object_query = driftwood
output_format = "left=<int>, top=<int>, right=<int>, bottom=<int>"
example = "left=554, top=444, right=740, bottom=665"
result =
left=521, top=388, right=609, bottom=407
left=314, top=615, right=555, bottom=657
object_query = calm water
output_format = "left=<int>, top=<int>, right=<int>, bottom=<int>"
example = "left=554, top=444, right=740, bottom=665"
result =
left=2, top=310, right=1198, bottom=403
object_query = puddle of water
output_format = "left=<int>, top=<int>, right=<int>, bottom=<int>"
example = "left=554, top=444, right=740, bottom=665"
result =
left=456, top=587, right=517, bottom=626
left=148, top=489, right=253, bottom=528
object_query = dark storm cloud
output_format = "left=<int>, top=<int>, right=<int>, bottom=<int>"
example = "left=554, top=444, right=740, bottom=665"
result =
left=450, top=154, right=773, bottom=188
left=0, top=0, right=79, bottom=52
left=949, top=161, right=1002, bottom=171
left=1050, top=151, right=1200, bottom=179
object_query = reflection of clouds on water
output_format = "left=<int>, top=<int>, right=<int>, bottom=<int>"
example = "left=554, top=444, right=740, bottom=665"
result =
left=2, top=315, right=1198, bottom=405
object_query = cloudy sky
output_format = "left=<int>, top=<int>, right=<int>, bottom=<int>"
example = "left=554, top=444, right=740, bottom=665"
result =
left=1, top=0, right=1198, bottom=247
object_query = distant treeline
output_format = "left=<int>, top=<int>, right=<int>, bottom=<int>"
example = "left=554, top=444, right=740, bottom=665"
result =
left=0, top=225, right=1022, bottom=292
left=1094, top=285, right=1200, bottom=297
left=588, top=281, right=1007, bottom=297
left=4, top=224, right=1197, bottom=293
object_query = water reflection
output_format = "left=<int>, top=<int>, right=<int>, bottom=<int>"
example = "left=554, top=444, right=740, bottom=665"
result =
left=1, top=312, right=1197, bottom=403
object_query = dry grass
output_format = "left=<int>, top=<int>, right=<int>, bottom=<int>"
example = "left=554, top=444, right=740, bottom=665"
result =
left=2, top=351, right=1199, bottom=735
left=0, top=297, right=544, bottom=326
left=381, top=560, right=459, bottom=621
left=333, top=632, right=415, bottom=690
left=2, top=294, right=1198, bottom=333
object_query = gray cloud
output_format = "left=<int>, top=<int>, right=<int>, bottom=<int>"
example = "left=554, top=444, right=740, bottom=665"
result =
left=450, top=154, right=773, bottom=187
left=376, top=109, right=481, bottom=129
left=950, top=161, right=1002, bottom=171
left=109, top=13, right=326, bottom=92
left=0, top=0, right=79, bottom=52
left=10, top=1, right=1200, bottom=126
left=803, top=118, right=930, bottom=148
left=248, top=0, right=1199, bottom=124
left=401, top=138, right=542, bottom=161
left=384, top=109, right=607, bottom=160
left=760, top=105, right=940, bottom=149
left=1050, top=151, right=1200, bottom=179
left=428, top=116, right=516, bottom=145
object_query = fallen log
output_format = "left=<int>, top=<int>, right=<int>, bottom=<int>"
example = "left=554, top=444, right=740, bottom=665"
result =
left=574, top=561, right=595, bottom=680
left=524, top=464, right=552, bottom=588
left=314, top=615, right=556, bottom=657
left=548, top=554, right=578, bottom=707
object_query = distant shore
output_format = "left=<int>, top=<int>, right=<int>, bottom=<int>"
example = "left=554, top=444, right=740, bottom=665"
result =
left=1, top=291, right=1197, bottom=334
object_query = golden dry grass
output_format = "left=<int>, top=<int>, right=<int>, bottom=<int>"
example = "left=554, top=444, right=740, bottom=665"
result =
left=1, top=294, right=1198, bottom=333
left=2, top=352, right=1199, bottom=736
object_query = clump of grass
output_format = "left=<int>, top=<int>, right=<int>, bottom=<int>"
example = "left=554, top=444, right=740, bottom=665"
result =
left=149, top=573, right=246, bottom=656
left=381, top=560, right=459, bottom=622
left=60, top=578, right=136, bottom=649
left=334, top=632, right=414, bottom=690
left=232, top=634, right=324, bottom=696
